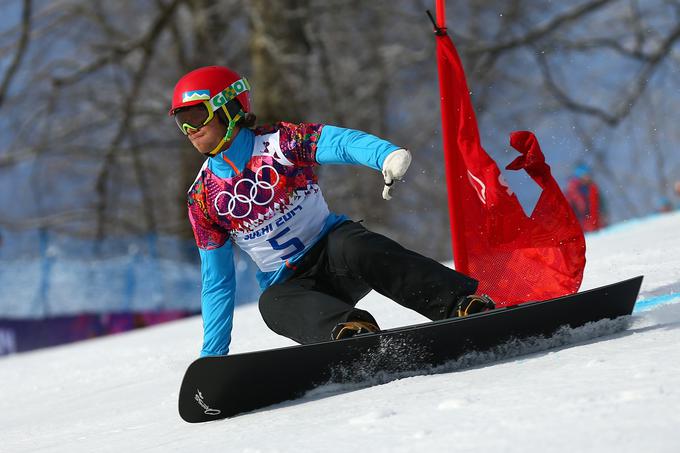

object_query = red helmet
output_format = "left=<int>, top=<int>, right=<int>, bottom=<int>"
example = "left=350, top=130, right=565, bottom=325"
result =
left=169, top=66, right=251, bottom=115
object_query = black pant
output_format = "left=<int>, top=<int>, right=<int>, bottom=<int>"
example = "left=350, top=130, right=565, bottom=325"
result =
left=258, top=221, right=478, bottom=344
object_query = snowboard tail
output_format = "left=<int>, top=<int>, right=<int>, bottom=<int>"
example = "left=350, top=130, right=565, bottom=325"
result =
left=179, top=276, right=643, bottom=423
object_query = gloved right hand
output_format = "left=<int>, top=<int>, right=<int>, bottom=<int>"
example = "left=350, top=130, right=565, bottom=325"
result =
left=381, top=148, right=412, bottom=200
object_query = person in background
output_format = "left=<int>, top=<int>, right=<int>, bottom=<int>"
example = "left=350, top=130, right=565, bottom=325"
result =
left=565, top=163, right=606, bottom=232
left=656, top=196, right=673, bottom=213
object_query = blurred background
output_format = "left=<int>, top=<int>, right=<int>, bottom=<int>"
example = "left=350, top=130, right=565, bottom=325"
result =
left=1, top=0, right=680, bottom=354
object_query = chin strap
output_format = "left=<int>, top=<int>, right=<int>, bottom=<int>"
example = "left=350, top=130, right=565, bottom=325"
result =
left=206, top=135, right=228, bottom=157
left=206, top=106, right=244, bottom=157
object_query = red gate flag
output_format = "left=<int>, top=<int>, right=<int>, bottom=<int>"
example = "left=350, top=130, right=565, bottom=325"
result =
left=433, top=4, right=586, bottom=305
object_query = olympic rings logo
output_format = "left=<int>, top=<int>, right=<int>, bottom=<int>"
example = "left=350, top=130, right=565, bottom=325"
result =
left=214, top=165, right=280, bottom=219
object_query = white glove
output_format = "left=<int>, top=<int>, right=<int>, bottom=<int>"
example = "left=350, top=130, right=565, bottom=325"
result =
left=381, top=148, right=412, bottom=200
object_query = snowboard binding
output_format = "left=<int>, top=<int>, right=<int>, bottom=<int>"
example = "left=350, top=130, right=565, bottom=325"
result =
left=453, top=294, right=495, bottom=317
left=331, top=320, right=380, bottom=340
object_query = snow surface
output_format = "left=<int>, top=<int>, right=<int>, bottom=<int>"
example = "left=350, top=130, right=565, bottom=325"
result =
left=2, top=211, right=680, bottom=452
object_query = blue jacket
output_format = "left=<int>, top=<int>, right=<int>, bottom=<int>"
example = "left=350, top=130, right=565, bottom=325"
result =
left=187, top=122, right=399, bottom=356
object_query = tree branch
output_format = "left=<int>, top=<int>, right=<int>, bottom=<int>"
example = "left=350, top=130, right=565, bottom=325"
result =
left=92, top=0, right=182, bottom=242
left=536, top=22, right=680, bottom=126
left=51, top=0, right=183, bottom=88
left=0, top=0, right=32, bottom=108
left=468, top=0, right=618, bottom=55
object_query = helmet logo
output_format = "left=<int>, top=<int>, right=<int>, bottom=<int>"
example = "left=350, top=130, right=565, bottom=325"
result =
left=209, top=78, right=250, bottom=111
left=182, top=90, right=211, bottom=102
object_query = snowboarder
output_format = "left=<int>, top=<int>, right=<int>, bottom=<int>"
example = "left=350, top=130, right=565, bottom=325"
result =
left=170, top=66, right=494, bottom=357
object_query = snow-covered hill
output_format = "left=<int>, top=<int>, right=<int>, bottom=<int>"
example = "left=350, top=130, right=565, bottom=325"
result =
left=1, top=212, right=680, bottom=453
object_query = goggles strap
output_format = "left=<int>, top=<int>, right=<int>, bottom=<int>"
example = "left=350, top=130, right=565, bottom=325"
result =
left=208, top=77, right=250, bottom=113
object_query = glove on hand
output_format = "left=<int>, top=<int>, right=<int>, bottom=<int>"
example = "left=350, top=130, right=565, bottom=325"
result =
left=381, top=148, right=412, bottom=200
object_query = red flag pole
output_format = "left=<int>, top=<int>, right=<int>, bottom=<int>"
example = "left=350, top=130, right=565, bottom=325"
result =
left=436, top=0, right=446, bottom=29
left=434, top=0, right=469, bottom=272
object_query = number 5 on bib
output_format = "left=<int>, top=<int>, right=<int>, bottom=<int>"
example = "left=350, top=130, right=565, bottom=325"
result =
left=267, top=227, right=304, bottom=260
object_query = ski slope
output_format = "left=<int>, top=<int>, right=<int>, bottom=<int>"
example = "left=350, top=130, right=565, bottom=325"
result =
left=1, top=212, right=679, bottom=453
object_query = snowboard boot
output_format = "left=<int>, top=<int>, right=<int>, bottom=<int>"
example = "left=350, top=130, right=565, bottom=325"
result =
left=452, top=294, right=495, bottom=318
left=331, top=320, right=380, bottom=340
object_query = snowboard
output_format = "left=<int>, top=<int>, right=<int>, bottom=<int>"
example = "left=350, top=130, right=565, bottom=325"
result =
left=179, top=275, right=643, bottom=423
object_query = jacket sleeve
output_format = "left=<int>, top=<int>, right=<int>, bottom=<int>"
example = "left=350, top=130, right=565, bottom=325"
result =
left=314, top=125, right=401, bottom=171
left=198, top=244, right=236, bottom=357
left=187, top=186, right=235, bottom=357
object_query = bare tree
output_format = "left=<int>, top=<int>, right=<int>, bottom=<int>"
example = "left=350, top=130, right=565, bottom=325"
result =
left=1, top=0, right=679, bottom=262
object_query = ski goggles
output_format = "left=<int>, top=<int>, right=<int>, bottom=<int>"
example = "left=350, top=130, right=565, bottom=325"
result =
left=174, top=77, right=250, bottom=135
left=174, top=102, right=216, bottom=135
